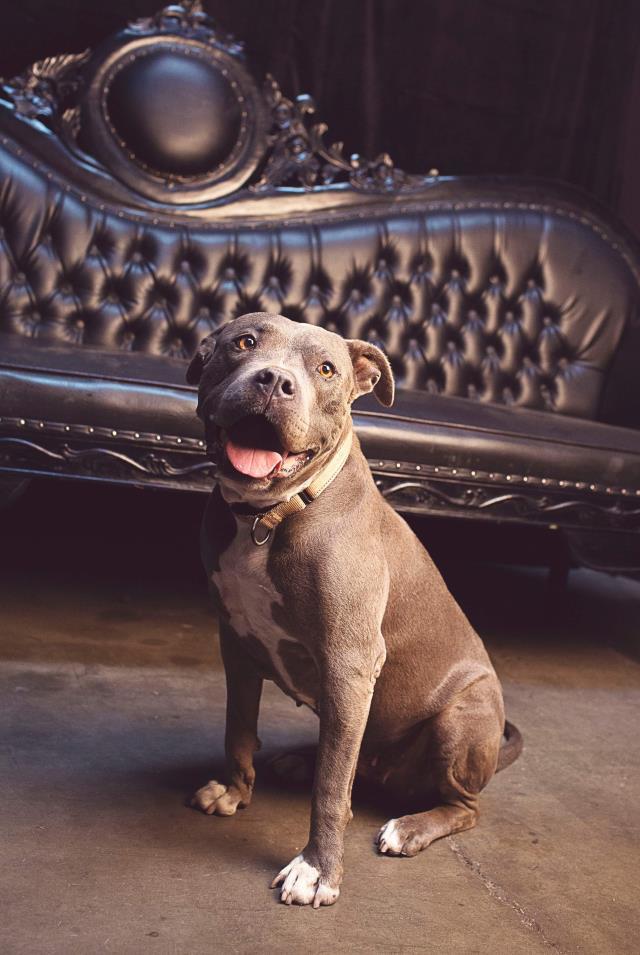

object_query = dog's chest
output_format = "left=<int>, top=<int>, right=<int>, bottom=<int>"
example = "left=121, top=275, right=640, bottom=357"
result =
left=211, top=521, right=318, bottom=708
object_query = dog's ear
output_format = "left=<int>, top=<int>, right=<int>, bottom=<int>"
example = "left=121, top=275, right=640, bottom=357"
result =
left=346, top=339, right=395, bottom=406
left=186, top=332, right=218, bottom=385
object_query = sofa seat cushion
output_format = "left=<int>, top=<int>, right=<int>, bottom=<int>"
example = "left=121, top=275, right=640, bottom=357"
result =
left=356, top=390, right=640, bottom=495
left=1, top=333, right=639, bottom=497
left=0, top=332, right=202, bottom=441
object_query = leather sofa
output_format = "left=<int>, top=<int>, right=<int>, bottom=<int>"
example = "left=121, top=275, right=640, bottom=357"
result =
left=1, top=1, right=639, bottom=570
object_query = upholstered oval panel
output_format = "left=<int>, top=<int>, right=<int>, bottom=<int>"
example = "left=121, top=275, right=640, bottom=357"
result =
left=78, top=35, right=268, bottom=204
left=0, top=140, right=638, bottom=422
left=106, top=51, right=242, bottom=177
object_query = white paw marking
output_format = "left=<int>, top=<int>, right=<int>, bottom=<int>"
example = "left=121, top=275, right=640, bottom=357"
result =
left=191, top=779, right=241, bottom=816
left=271, top=854, right=340, bottom=907
left=376, top=818, right=406, bottom=855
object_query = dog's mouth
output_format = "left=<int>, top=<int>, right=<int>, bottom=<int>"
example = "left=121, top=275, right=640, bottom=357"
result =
left=221, top=415, right=314, bottom=481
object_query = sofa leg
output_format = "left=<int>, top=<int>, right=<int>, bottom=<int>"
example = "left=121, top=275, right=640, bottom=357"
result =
left=0, top=474, right=30, bottom=510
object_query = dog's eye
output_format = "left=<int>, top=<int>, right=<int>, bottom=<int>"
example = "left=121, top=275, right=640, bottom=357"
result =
left=317, top=361, right=336, bottom=379
left=235, top=334, right=257, bottom=351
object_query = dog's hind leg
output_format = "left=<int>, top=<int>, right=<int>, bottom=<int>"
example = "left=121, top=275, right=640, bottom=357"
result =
left=376, top=678, right=504, bottom=857
left=376, top=776, right=479, bottom=856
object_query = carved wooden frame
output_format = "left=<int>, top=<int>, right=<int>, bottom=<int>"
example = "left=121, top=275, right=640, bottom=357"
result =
left=1, top=413, right=639, bottom=533
left=0, top=0, right=433, bottom=206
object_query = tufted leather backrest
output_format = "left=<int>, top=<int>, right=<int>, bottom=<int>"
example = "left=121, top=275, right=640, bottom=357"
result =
left=1, top=3, right=639, bottom=425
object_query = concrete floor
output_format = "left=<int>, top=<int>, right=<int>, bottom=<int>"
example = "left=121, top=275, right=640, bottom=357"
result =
left=1, top=481, right=639, bottom=954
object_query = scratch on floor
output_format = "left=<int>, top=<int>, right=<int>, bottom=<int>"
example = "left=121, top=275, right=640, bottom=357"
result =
left=448, top=838, right=568, bottom=953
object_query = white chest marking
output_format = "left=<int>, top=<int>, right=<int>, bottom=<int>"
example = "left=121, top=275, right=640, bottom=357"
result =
left=212, top=520, right=316, bottom=707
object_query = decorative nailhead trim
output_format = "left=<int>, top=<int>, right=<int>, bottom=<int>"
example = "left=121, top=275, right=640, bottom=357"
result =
left=0, top=414, right=204, bottom=451
left=368, top=457, right=639, bottom=498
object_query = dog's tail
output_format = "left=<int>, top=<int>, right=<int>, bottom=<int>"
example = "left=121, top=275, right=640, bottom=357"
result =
left=496, top=719, right=523, bottom=772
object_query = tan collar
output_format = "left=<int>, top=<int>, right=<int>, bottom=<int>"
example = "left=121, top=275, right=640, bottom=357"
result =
left=241, top=430, right=353, bottom=546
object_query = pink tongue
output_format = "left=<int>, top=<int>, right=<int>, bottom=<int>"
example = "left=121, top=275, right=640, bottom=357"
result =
left=225, top=440, right=283, bottom=478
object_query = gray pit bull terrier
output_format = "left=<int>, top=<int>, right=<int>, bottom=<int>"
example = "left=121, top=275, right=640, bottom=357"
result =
left=186, top=311, right=522, bottom=908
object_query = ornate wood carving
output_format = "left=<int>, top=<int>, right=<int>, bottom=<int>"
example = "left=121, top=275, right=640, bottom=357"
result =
left=0, top=50, right=90, bottom=142
left=1, top=418, right=639, bottom=532
left=0, top=0, right=432, bottom=199
left=372, top=474, right=640, bottom=532
left=127, top=0, right=243, bottom=55
left=0, top=436, right=214, bottom=493
left=252, top=76, right=430, bottom=194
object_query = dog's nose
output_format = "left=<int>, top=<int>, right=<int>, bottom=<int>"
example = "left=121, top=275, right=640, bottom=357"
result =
left=254, top=366, right=296, bottom=398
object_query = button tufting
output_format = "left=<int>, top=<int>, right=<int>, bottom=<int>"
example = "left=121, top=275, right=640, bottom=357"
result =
left=0, top=188, right=623, bottom=422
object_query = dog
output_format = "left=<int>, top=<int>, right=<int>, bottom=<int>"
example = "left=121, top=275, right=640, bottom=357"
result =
left=186, top=311, right=522, bottom=908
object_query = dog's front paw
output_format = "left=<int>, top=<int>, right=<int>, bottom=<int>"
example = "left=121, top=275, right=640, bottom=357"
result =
left=270, top=854, right=340, bottom=908
left=190, top=779, right=242, bottom=816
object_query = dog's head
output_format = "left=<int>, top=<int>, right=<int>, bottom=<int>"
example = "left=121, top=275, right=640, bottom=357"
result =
left=187, top=312, right=394, bottom=502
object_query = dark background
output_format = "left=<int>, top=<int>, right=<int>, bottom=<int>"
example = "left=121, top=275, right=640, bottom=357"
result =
left=2, top=0, right=640, bottom=237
